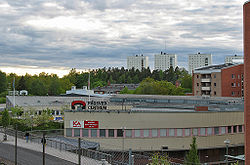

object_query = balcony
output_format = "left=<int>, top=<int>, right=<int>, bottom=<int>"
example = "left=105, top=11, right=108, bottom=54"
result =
left=201, top=78, right=211, bottom=83
left=201, top=87, right=211, bottom=91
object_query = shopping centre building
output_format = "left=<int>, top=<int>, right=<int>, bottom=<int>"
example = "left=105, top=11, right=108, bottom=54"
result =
left=64, top=94, right=244, bottom=162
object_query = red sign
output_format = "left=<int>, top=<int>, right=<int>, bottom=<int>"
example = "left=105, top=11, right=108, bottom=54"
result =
left=73, top=121, right=82, bottom=128
left=84, top=121, right=99, bottom=128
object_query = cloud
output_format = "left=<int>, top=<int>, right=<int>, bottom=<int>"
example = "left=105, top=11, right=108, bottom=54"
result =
left=0, top=0, right=245, bottom=76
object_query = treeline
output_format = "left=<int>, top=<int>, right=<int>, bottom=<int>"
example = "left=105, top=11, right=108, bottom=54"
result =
left=0, top=66, right=192, bottom=97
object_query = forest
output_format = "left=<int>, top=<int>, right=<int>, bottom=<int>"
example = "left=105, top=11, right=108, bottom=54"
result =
left=0, top=66, right=192, bottom=100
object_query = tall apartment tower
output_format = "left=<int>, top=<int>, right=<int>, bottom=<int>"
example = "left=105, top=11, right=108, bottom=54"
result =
left=188, top=52, right=212, bottom=74
left=127, top=54, right=149, bottom=71
left=244, top=1, right=250, bottom=164
left=154, top=52, right=177, bottom=70
left=225, top=55, right=244, bottom=63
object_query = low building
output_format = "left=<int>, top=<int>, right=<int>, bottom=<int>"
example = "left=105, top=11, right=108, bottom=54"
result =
left=64, top=94, right=244, bottom=163
left=93, top=84, right=139, bottom=94
left=193, top=63, right=244, bottom=97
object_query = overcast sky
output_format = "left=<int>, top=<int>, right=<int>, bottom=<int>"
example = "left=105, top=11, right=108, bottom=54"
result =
left=0, top=0, right=246, bottom=77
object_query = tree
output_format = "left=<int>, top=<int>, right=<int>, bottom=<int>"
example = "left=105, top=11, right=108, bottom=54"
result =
left=0, top=71, right=7, bottom=93
left=2, top=109, right=10, bottom=140
left=17, top=76, right=26, bottom=91
left=184, top=137, right=200, bottom=165
left=151, top=153, right=170, bottom=165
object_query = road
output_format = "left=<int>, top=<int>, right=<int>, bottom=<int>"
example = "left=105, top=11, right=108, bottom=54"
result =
left=0, top=143, right=77, bottom=165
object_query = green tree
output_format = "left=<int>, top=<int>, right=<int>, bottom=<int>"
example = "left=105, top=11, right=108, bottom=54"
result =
left=151, top=153, right=170, bottom=165
left=17, top=76, right=26, bottom=91
left=184, top=137, right=200, bottom=165
left=2, top=109, right=10, bottom=140
left=30, top=79, right=47, bottom=95
left=0, top=71, right=7, bottom=93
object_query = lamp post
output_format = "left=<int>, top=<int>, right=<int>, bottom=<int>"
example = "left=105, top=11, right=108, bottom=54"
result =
left=224, top=139, right=230, bottom=165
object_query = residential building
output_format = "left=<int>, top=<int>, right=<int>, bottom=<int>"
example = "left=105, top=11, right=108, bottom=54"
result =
left=225, top=55, right=244, bottom=64
left=64, top=94, right=244, bottom=164
left=154, top=52, right=177, bottom=70
left=193, top=63, right=244, bottom=97
left=127, top=54, right=148, bottom=71
left=188, top=53, right=212, bottom=74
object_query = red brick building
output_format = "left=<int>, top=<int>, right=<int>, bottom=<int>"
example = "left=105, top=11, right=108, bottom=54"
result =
left=193, top=63, right=244, bottom=97
left=244, top=1, right=250, bottom=164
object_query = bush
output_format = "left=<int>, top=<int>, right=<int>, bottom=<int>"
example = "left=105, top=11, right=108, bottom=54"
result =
left=0, top=97, right=6, bottom=104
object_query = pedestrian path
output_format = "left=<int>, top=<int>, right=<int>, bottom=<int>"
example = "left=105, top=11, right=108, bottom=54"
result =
left=0, top=133, right=107, bottom=165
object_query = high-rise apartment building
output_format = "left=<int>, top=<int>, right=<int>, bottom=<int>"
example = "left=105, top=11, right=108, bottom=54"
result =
left=188, top=52, right=212, bottom=74
left=225, top=55, right=243, bottom=64
left=193, top=63, right=244, bottom=97
left=154, top=52, right=177, bottom=70
left=127, top=55, right=149, bottom=71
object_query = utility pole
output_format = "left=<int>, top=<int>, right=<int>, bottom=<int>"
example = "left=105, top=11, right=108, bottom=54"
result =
left=224, top=139, right=230, bottom=165
left=43, top=133, right=45, bottom=165
left=78, top=138, right=81, bottom=165
left=15, top=124, right=17, bottom=165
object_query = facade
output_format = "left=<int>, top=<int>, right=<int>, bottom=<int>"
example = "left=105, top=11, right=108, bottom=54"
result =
left=193, top=63, right=244, bottom=97
left=154, top=52, right=177, bottom=70
left=127, top=55, right=149, bottom=71
left=188, top=53, right=212, bottom=74
left=244, top=2, right=250, bottom=164
left=64, top=94, right=244, bottom=163
left=225, top=55, right=244, bottom=64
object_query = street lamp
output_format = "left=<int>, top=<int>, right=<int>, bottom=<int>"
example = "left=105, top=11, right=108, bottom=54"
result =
left=224, top=139, right=230, bottom=165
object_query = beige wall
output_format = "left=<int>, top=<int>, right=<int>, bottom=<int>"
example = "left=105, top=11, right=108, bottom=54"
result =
left=211, top=72, right=222, bottom=97
left=193, top=73, right=201, bottom=96
left=82, top=134, right=244, bottom=151
left=64, top=111, right=244, bottom=151
left=65, top=111, right=243, bottom=129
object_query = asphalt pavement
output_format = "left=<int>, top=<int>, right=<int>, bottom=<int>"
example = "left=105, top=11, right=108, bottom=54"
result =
left=0, top=143, right=76, bottom=165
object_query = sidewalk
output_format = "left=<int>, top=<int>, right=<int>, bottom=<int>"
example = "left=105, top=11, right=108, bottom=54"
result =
left=0, top=133, right=106, bottom=165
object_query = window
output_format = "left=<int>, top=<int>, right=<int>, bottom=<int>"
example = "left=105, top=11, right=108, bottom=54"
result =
left=117, top=129, right=123, bottom=137
left=192, top=128, right=198, bottom=136
left=238, top=83, right=240, bottom=87
left=232, top=74, right=235, bottom=79
left=214, top=91, right=217, bottom=96
left=185, top=129, right=190, bottom=136
left=200, top=128, right=206, bottom=136
left=83, top=129, right=89, bottom=137
left=160, top=129, right=166, bottom=137
left=177, top=129, right=182, bottom=136
left=144, top=129, right=149, bottom=137
left=74, top=129, right=80, bottom=137
left=232, top=92, right=235, bottom=96
left=207, top=128, right=212, bottom=135
left=125, top=130, right=132, bottom=137
left=197, top=83, right=199, bottom=86
left=100, top=129, right=106, bottom=137
left=152, top=129, right=158, bottom=137
left=214, top=74, right=216, bottom=78
left=221, top=127, right=226, bottom=134
left=238, top=125, right=243, bottom=132
left=214, top=83, right=216, bottom=86
left=228, top=126, right=232, bottom=133
left=91, top=129, right=97, bottom=137
left=66, top=128, right=72, bottom=137
left=238, top=75, right=240, bottom=79
left=169, top=129, right=175, bottom=136
left=197, top=75, right=199, bottom=78
left=233, top=126, right=237, bottom=133
left=135, top=130, right=140, bottom=137
left=108, top=129, right=114, bottom=137
left=214, top=127, right=219, bottom=135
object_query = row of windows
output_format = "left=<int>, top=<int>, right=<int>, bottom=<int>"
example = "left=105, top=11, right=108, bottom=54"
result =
left=66, top=125, right=244, bottom=138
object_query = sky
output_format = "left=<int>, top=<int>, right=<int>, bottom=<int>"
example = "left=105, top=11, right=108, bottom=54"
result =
left=0, top=0, right=246, bottom=77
